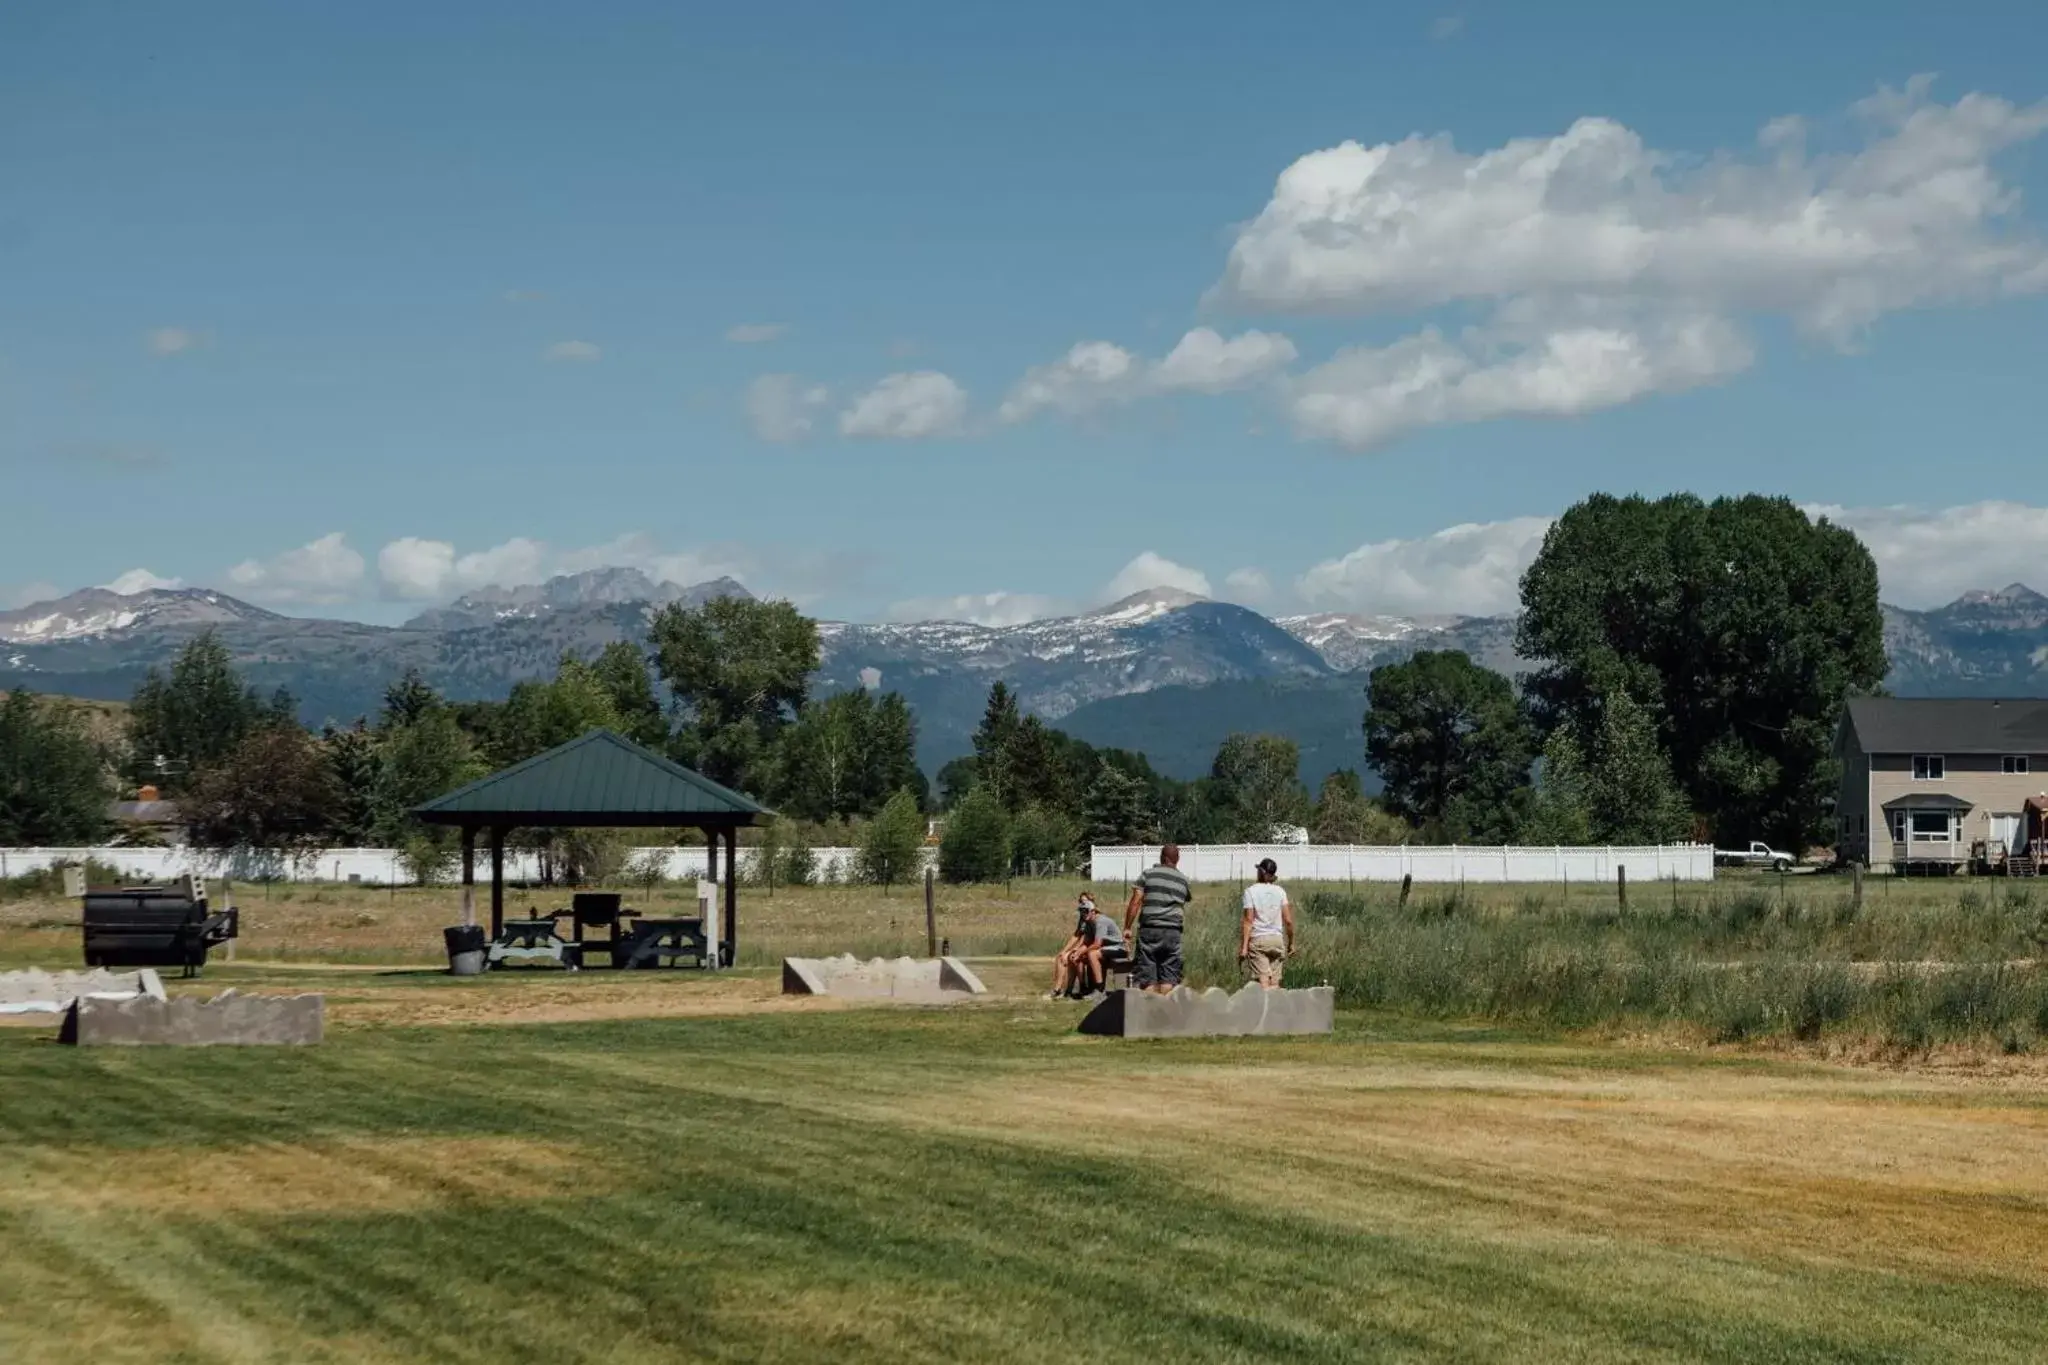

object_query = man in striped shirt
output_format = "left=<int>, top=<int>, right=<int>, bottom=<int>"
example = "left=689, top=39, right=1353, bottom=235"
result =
left=1122, top=844, right=1191, bottom=993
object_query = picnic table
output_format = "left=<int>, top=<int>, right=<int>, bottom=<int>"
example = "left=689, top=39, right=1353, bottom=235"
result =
left=485, top=913, right=573, bottom=968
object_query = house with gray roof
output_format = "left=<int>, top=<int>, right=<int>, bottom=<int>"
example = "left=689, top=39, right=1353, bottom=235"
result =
left=1836, top=697, right=2048, bottom=872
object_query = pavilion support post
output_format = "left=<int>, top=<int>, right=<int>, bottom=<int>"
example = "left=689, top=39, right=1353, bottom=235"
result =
left=723, top=827, right=738, bottom=968
left=460, top=827, right=476, bottom=929
left=490, top=826, right=506, bottom=938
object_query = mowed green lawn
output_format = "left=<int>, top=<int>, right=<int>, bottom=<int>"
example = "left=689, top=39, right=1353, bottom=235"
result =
left=4, top=991, right=2047, bottom=1364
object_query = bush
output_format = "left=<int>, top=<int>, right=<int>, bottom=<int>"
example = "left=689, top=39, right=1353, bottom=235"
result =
left=939, top=788, right=1011, bottom=883
left=781, top=837, right=817, bottom=886
left=855, top=790, right=925, bottom=886
left=1008, top=804, right=1081, bottom=874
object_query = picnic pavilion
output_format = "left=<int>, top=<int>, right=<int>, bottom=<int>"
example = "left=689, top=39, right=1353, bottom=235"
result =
left=413, top=728, right=772, bottom=965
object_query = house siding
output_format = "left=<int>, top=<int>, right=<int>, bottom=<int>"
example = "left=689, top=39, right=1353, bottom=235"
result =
left=1862, top=751, right=2048, bottom=871
left=1836, top=726, right=1870, bottom=863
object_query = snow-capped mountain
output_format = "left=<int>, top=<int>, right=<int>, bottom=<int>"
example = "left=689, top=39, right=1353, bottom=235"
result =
left=404, top=568, right=750, bottom=631
left=0, top=587, right=280, bottom=646
left=817, top=587, right=1329, bottom=720
left=1273, top=613, right=1433, bottom=672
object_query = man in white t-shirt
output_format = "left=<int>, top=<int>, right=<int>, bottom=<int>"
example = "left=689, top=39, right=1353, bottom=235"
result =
left=1239, top=857, right=1294, bottom=989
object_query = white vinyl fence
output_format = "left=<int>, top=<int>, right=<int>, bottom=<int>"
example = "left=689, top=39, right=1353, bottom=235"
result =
left=0, top=846, right=863, bottom=887
left=1089, top=843, right=1716, bottom=885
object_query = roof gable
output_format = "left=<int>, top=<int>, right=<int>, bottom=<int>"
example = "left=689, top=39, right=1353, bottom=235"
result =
left=414, top=729, right=771, bottom=826
left=1843, top=697, right=2048, bottom=755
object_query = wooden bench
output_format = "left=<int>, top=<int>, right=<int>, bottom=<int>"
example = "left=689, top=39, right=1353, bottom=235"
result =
left=81, top=885, right=238, bottom=978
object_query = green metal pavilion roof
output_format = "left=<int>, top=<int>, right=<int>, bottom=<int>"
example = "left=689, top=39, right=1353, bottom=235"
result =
left=413, top=729, right=772, bottom=827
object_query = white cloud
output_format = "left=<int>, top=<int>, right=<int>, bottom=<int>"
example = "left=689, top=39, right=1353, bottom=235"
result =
left=726, top=323, right=787, bottom=344
left=1806, top=500, right=2048, bottom=609
left=1208, top=80, right=2048, bottom=450
left=998, top=328, right=1297, bottom=423
left=1103, top=552, right=1212, bottom=602
left=1429, top=14, right=1465, bottom=39
left=376, top=536, right=549, bottom=602
left=1297, top=516, right=1553, bottom=617
left=225, top=533, right=367, bottom=606
left=1218, top=78, right=2048, bottom=337
left=102, top=569, right=184, bottom=595
left=545, top=340, right=601, bottom=363
left=1222, top=567, right=1274, bottom=606
left=884, top=591, right=1071, bottom=626
left=997, top=342, right=1139, bottom=422
left=746, top=373, right=831, bottom=443
left=146, top=327, right=199, bottom=356
left=838, top=371, right=969, bottom=439
left=1288, top=308, right=1753, bottom=450
left=1151, top=327, right=1298, bottom=394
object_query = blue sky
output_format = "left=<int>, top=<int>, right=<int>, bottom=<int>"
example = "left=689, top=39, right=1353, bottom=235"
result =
left=4, top=1, right=2047, bottom=624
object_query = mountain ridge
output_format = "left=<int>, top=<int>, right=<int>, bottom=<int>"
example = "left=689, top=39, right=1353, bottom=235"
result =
left=6, top=575, right=2047, bottom=778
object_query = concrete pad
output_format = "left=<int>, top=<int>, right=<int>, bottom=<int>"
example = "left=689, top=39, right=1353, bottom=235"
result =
left=780, top=955, right=989, bottom=1002
left=60, top=990, right=325, bottom=1046
left=0, top=967, right=161, bottom=1016
left=1076, top=984, right=1335, bottom=1038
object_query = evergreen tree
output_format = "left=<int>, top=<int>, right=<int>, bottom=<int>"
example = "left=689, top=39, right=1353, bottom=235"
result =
left=126, top=631, right=265, bottom=792
left=493, top=656, right=623, bottom=765
left=1082, top=762, right=1154, bottom=846
left=321, top=721, right=382, bottom=846
left=0, top=691, right=113, bottom=845
left=938, top=786, right=1011, bottom=883
left=1524, top=690, right=1691, bottom=845
left=380, top=668, right=442, bottom=730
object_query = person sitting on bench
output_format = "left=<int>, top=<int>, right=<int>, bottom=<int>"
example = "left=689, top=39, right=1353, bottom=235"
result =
left=1077, top=898, right=1127, bottom=994
left=1049, top=893, right=1120, bottom=998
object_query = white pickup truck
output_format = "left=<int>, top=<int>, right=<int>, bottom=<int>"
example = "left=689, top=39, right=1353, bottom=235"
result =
left=1713, top=841, right=1796, bottom=872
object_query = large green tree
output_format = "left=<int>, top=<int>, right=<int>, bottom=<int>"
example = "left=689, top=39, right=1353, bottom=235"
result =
left=493, top=656, right=623, bottom=766
left=1082, top=762, right=1155, bottom=846
left=650, top=596, right=818, bottom=792
left=126, top=631, right=267, bottom=792
left=0, top=691, right=113, bottom=845
left=775, top=689, right=924, bottom=821
left=938, top=786, right=1011, bottom=883
left=182, top=723, right=344, bottom=871
left=588, top=641, right=668, bottom=748
left=1209, top=732, right=1311, bottom=841
left=1364, top=650, right=1534, bottom=842
left=1521, top=690, right=1692, bottom=846
left=1517, top=493, right=1886, bottom=847
left=855, top=788, right=926, bottom=887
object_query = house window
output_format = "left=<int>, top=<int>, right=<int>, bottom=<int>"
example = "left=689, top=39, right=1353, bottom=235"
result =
left=1891, top=810, right=1957, bottom=843
left=1912, top=755, right=1945, bottom=780
left=1910, top=810, right=1955, bottom=842
left=2004, top=756, right=2030, bottom=775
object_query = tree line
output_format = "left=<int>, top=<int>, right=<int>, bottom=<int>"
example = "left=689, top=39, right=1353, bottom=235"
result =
left=0, top=492, right=1885, bottom=875
left=1364, top=493, right=1885, bottom=851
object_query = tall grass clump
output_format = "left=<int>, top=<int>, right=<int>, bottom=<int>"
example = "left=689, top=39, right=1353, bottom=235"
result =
left=1181, top=879, right=2048, bottom=1051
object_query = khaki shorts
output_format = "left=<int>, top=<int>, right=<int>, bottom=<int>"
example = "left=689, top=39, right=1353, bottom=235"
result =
left=1242, top=935, right=1287, bottom=987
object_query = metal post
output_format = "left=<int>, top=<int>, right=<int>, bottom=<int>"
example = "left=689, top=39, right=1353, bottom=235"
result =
left=461, top=827, right=476, bottom=929
left=490, top=827, right=505, bottom=938
left=723, top=827, right=738, bottom=967
left=924, top=865, right=937, bottom=958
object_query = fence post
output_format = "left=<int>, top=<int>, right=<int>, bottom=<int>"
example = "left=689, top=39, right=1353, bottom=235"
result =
left=1851, top=861, right=1864, bottom=913
left=1399, top=872, right=1413, bottom=909
left=1616, top=865, right=1628, bottom=911
left=924, top=865, right=937, bottom=958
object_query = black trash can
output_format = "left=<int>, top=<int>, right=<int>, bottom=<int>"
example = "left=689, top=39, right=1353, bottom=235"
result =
left=444, top=924, right=487, bottom=976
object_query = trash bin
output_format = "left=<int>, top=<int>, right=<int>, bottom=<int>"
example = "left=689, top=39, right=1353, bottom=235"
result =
left=444, top=924, right=487, bottom=977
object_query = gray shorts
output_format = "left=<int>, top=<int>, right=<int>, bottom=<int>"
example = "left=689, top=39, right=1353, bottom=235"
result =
left=1134, top=924, right=1183, bottom=988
